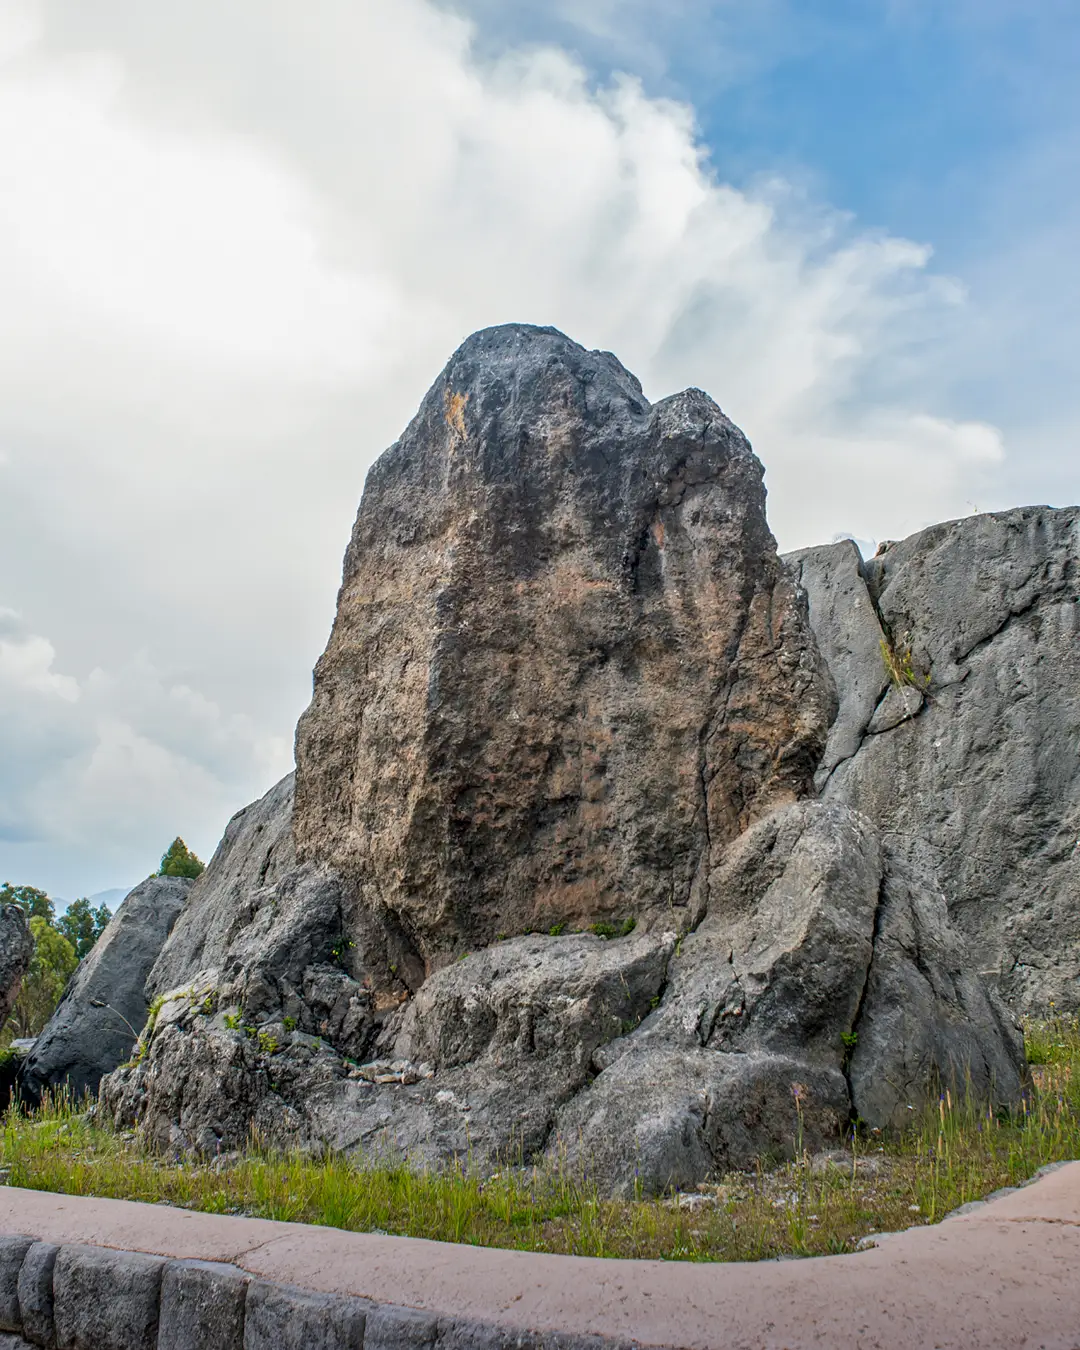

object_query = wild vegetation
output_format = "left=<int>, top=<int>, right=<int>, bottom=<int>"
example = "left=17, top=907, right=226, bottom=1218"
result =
left=1, top=1014, right=1076, bottom=1262
left=879, top=632, right=930, bottom=690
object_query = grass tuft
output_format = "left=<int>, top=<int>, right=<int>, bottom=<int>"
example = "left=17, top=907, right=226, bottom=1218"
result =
left=1, top=1013, right=1076, bottom=1262
left=879, top=634, right=929, bottom=691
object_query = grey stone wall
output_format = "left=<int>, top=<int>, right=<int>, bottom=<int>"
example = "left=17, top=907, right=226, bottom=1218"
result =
left=0, top=1233, right=631, bottom=1350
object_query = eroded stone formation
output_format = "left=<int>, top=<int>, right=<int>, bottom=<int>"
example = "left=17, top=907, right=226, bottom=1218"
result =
left=79, top=325, right=1074, bottom=1192
left=20, top=876, right=191, bottom=1105
left=293, top=324, right=834, bottom=971
left=789, top=509, right=1080, bottom=1013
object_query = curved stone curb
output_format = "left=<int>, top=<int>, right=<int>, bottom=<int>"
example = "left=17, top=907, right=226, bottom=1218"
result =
left=0, top=1233, right=626, bottom=1350
left=0, top=1163, right=1079, bottom=1349
left=0, top=1240, right=641, bottom=1350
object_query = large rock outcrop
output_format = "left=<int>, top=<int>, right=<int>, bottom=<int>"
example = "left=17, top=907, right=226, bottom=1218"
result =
left=787, top=507, right=1080, bottom=1012
left=103, top=925, right=675, bottom=1164
left=98, top=326, right=1032, bottom=1193
left=20, top=876, right=191, bottom=1103
left=101, top=796, right=1023, bottom=1182
left=293, top=324, right=834, bottom=967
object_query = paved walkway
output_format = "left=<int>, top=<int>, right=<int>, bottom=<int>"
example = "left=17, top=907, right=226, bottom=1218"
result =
left=2, top=1165, right=1079, bottom=1349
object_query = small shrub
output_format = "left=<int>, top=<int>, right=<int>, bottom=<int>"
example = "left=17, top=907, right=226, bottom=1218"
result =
left=880, top=635, right=929, bottom=691
left=589, top=917, right=637, bottom=940
left=158, top=838, right=205, bottom=880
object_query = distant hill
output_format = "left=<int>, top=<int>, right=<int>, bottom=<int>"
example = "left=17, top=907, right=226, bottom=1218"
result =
left=55, top=888, right=133, bottom=916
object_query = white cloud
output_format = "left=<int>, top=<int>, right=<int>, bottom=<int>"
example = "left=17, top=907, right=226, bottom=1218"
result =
left=0, top=0, right=1032, bottom=893
left=0, top=632, right=80, bottom=703
left=0, top=611, right=290, bottom=891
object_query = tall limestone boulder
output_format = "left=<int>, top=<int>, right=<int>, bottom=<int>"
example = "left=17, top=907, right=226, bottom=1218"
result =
left=99, top=326, right=1027, bottom=1192
left=20, top=876, right=191, bottom=1103
left=787, top=507, right=1080, bottom=1012
left=293, top=323, right=835, bottom=967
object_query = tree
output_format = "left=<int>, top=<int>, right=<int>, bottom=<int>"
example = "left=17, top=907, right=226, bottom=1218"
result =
left=57, top=898, right=112, bottom=961
left=0, top=883, right=55, bottom=924
left=158, top=837, right=205, bottom=879
left=7, top=917, right=77, bottom=1039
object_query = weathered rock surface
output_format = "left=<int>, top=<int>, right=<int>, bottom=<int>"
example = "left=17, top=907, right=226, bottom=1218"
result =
left=147, top=772, right=428, bottom=1055
left=785, top=540, right=888, bottom=789
left=787, top=506, right=1080, bottom=1012
left=20, top=877, right=190, bottom=1103
left=100, top=802, right=1022, bottom=1193
left=548, top=802, right=1024, bottom=1193
left=293, top=323, right=834, bottom=963
left=847, top=854, right=1028, bottom=1128
left=101, top=928, right=673, bottom=1168
left=96, top=327, right=1038, bottom=1195
left=0, top=907, right=33, bottom=1028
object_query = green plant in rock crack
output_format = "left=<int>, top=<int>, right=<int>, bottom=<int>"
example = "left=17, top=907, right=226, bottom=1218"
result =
left=840, top=1029, right=858, bottom=1070
left=330, top=937, right=356, bottom=965
left=144, top=995, right=165, bottom=1037
left=879, top=635, right=929, bottom=691
left=589, top=917, right=637, bottom=940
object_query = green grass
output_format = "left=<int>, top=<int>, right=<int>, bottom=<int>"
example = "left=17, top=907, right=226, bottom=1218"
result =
left=1, top=1013, right=1077, bottom=1262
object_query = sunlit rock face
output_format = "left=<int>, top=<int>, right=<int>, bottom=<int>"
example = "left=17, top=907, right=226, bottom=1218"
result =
left=293, top=323, right=833, bottom=969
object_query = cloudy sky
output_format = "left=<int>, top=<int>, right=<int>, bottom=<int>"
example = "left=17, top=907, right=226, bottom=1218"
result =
left=1, top=0, right=1077, bottom=900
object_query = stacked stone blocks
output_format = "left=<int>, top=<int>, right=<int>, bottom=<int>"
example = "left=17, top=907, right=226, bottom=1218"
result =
left=0, top=1233, right=628, bottom=1350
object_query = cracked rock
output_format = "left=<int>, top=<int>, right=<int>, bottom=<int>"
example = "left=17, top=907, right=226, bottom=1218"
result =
left=866, top=684, right=924, bottom=735
left=790, top=506, right=1080, bottom=1011
left=547, top=802, right=1023, bottom=1194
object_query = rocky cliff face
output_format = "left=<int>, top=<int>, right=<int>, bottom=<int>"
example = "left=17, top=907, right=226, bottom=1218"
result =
left=97, top=326, right=1044, bottom=1193
left=787, top=507, right=1080, bottom=1013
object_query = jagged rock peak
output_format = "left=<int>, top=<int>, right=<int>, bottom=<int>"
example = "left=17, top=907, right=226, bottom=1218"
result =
left=293, top=323, right=835, bottom=968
